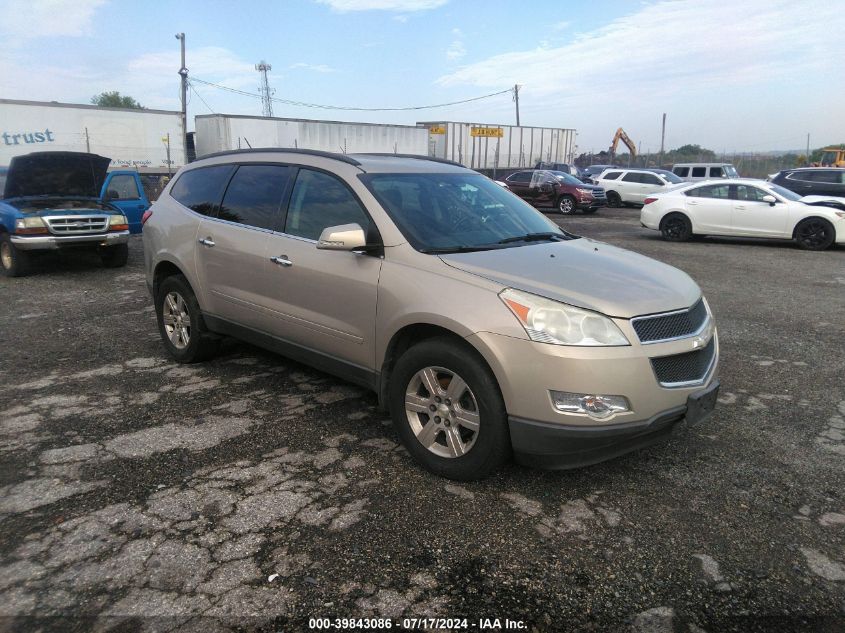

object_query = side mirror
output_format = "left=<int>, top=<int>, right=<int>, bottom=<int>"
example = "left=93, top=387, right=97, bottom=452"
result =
left=761, top=194, right=777, bottom=206
left=316, top=223, right=367, bottom=251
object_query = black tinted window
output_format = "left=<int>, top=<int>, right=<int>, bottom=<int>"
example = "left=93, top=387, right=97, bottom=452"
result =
left=218, top=165, right=289, bottom=230
left=808, top=171, right=842, bottom=184
left=621, top=172, right=641, bottom=182
left=692, top=167, right=706, bottom=177
left=709, top=167, right=724, bottom=177
left=170, top=165, right=234, bottom=216
left=640, top=173, right=662, bottom=185
left=603, top=171, right=622, bottom=180
left=674, top=167, right=689, bottom=177
left=507, top=172, right=531, bottom=183
left=687, top=184, right=729, bottom=199
left=285, top=169, right=370, bottom=241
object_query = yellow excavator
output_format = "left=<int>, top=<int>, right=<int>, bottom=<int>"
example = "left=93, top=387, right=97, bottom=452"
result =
left=818, top=148, right=845, bottom=167
left=608, top=128, right=637, bottom=161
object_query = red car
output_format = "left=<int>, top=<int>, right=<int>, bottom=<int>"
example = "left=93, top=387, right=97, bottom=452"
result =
left=504, top=170, right=606, bottom=214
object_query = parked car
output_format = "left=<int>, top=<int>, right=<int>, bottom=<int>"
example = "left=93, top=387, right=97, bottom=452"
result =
left=579, top=164, right=617, bottom=184
left=672, top=163, right=739, bottom=182
left=594, top=168, right=684, bottom=207
left=143, top=149, right=720, bottom=480
left=0, top=152, right=132, bottom=276
left=535, top=161, right=581, bottom=178
left=504, top=170, right=606, bottom=214
left=768, top=168, right=845, bottom=198
left=640, top=178, right=845, bottom=250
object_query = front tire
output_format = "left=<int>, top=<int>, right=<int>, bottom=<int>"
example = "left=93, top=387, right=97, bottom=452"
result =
left=155, top=274, right=220, bottom=363
left=660, top=213, right=693, bottom=242
left=558, top=195, right=577, bottom=215
left=388, top=337, right=510, bottom=480
left=606, top=191, right=622, bottom=208
left=100, top=243, right=129, bottom=268
left=794, top=218, right=835, bottom=251
left=0, top=233, right=32, bottom=277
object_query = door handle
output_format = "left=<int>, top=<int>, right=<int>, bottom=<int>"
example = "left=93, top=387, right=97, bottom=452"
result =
left=198, top=237, right=215, bottom=247
left=270, top=255, right=293, bottom=267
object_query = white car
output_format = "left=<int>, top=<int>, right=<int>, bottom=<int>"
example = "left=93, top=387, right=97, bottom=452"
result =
left=594, top=168, right=684, bottom=207
left=640, top=179, right=845, bottom=250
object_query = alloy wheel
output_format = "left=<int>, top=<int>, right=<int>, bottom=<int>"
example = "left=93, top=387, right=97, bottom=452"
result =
left=797, top=220, right=830, bottom=248
left=404, top=366, right=480, bottom=458
left=559, top=197, right=575, bottom=214
left=162, top=291, right=191, bottom=349
left=0, top=243, right=11, bottom=270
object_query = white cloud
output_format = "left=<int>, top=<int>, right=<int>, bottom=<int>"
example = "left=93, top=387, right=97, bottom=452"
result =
left=315, top=0, right=447, bottom=11
left=446, top=27, right=465, bottom=60
left=0, top=0, right=108, bottom=41
left=289, top=62, right=338, bottom=73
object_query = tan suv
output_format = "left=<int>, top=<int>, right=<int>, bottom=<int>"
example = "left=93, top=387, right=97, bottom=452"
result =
left=142, top=149, right=720, bottom=480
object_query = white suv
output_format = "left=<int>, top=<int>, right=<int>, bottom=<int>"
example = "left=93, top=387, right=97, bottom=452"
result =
left=594, top=169, right=684, bottom=207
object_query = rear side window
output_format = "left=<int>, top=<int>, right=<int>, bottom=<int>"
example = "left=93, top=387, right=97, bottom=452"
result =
left=603, top=171, right=622, bottom=180
left=674, top=167, right=689, bottom=177
left=106, top=174, right=140, bottom=200
left=285, top=169, right=370, bottom=241
left=687, top=184, right=729, bottom=199
left=507, top=172, right=532, bottom=183
left=640, top=173, right=662, bottom=185
left=218, top=165, right=290, bottom=230
left=709, top=167, right=724, bottom=177
left=621, top=172, right=641, bottom=182
left=786, top=171, right=811, bottom=182
left=170, top=165, right=234, bottom=217
left=808, top=171, right=842, bottom=184
left=692, top=167, right=706, bottom=177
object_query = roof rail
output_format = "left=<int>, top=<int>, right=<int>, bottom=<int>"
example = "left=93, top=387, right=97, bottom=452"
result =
left=198, top=147, right=362, bottom=166
left=354, top=153, right=464, bottom=168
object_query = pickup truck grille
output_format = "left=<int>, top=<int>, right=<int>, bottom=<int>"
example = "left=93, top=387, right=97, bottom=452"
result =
left=650, top=337, right=716, bottom=387
left=631, top=299, right=708, bottom=343
left=44, top=215, right=109, bottom=235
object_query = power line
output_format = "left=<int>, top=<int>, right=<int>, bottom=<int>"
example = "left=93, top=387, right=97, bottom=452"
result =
left=190, top=76, right=514, bottom=112
left=188, top=81, right=216, bottom=114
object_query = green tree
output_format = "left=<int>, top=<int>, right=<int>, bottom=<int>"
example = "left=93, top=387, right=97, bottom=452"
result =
left=90, top=91, right=143, bottom=109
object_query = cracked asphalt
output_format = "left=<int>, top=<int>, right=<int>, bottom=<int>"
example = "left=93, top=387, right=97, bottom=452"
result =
left=1, top=208, right=844, bottom=632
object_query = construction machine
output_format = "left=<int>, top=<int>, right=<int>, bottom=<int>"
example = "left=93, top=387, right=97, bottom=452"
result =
left=818, top=148, right=845, bottom=167
left=609, top=128, right=637, bottom=162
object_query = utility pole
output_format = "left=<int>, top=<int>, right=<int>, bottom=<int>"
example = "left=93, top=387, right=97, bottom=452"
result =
left=256, top=61, right=274, bottom=117
left=513, top=84, right=521, bottom=127
left=659, top=112, right=666, bottom=167
left=175, top=33, right=188, bottom=163
left=806, top=133, right=810, bottom=165
left=163, top=133, right=172, bottom=177
left=85, top=127, right=90, bottom=153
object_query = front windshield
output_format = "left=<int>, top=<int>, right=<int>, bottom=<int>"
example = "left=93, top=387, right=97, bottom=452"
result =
left=361, top=173, right=570, bottom=253
left=725, top=165, right=739, bottom=177
left=768, top=183, right=802, bottom=201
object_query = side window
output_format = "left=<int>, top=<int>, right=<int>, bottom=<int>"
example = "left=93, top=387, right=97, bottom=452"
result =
left=733, top=185, right=768, bottom=202
left=687, top=185, right=729, bottom=199
left=809, top=171, right=840, bottom=183
left=218, top=165, right=289, bottom=230
left=640, top=173, right=662, bottom=185
left=285, top=169, right=370, bottom=241
left=170, top=165, right=234, bottom=217
left=691, top=167, right=706, bottom=178
left=674, top=167, right=689, bottom=177
left=105, top=174, right=140, bottom=200
left=786, top=171, right=811, bottom=183
left=507, top=172, right=531, bottom=183
left=709, top=167, right=724, bottom=177
left=602, top=171, right=622, bottom=180
left=621, top=172, right=641, bottom=182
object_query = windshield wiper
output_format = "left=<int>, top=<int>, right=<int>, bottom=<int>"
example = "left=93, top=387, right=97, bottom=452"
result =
left=497, top=232, right=566, bottom=245
left=420, top=245, right=498, bottom=254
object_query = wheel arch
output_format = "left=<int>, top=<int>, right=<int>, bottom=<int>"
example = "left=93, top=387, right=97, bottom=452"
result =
left=659, top=211, right=693, bottom=231
left=791, top=215, right=835, bottom=240
left=153, top=259, right=192, bottom=298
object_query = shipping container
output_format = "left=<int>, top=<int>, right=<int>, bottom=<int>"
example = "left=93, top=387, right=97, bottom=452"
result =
left=417, top=121, right=577, bottom=173
left=0, top=99, right=185, bottom=174
left=195, top=114, right=429, bottom=158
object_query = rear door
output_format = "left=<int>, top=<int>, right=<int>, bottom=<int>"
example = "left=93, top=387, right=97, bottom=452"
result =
left=504, top=171, right=534, bottom=204
left=191, top=164, right=291, bottom=330
left=807, top=170, right=845, bottom=196
left=684, top=183, right=733, bottom=233
left=260, top=167, right=382, bottom=369
left=102, top=172, right=150, bottom=234
left=730, top=184, right=789, bottom=237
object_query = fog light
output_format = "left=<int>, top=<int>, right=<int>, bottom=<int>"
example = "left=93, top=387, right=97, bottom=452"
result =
left=550, top=391, right=630, bottom=419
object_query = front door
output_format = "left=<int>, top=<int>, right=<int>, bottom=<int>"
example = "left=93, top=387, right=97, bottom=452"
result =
left=685, top=183, right=734, bottom=233
left=259, top=168, right=382, bottom=370
left=730, top=184, right=789, bottom=237
left=103, top=172, right=149, bottom=234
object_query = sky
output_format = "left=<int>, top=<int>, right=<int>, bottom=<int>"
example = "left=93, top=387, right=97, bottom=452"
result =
left=0, top=0, right=843, bottom=155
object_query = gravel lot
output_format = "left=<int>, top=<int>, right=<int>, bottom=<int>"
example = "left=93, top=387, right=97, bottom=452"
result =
left=1, top=209, right=844, bottom=632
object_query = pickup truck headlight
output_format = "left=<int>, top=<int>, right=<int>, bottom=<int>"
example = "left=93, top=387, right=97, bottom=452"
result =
left=500, top=288, right=629, bottom=346
left=109, top=214, right=129, bottom=231
left=14, top=217, right=48, bottom=235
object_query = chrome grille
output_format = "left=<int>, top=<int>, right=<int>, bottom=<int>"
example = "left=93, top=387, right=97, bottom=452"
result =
left=650, top=337, right=716, bottom=387
left=591, top=188, right=606, bottom=198
left=632, top=299, right=708, bottom=343
left=45, top=215, right=109, bottom=235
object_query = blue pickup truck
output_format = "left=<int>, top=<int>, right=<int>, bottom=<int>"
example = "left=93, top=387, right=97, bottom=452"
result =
left=0, top=152, right=151, bottom=277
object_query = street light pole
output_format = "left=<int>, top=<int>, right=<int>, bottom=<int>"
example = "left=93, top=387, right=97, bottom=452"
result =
left=176, top=33, right=188, bottom=164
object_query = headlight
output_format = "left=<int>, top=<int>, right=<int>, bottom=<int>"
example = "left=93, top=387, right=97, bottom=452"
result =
left=14, top=217, right=48, bottom=234
left=500, top=288, right=630, bottom=346
left=575, top=188, right=593, bottom=195
left=109, top=214, right=128, bottom=226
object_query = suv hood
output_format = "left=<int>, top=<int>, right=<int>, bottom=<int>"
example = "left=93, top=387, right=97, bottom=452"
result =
left=439, top=239, right=700, bottom=319
left=3, top=152, right=111, bottom=199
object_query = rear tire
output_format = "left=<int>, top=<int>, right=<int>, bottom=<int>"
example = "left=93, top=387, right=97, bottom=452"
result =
left=388, top=337, right=511, bottom=480
left=100, top=243, right=129, bottom=268
left=660, top=213, right=693, bottom=242
left=155, top=274, right=220, bottom=363
left=606, top=191, right=622, bottom=208
left=557, top=195, right=577, bottom=215
left=794, top=217, right=835, bottom=251
left=0, top=233, right=32, bottom=277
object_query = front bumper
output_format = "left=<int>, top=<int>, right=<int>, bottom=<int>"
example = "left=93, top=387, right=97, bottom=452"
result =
left=509, top=379, right=719, bottom=469
left=10, top=231, right=130, bottom=251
